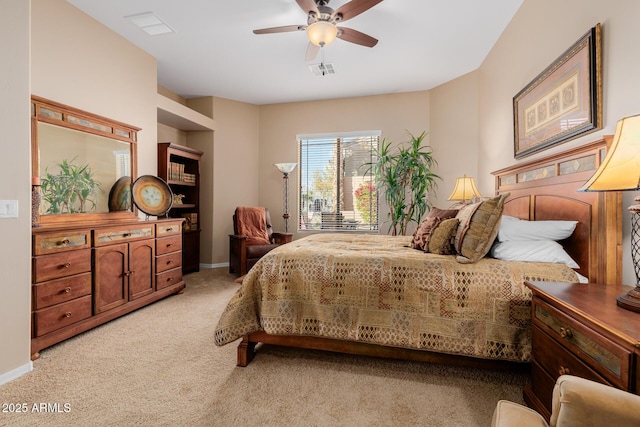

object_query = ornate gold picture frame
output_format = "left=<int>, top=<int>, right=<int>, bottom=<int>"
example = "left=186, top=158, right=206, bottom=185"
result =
left=513, top=24, right=602, bottom=159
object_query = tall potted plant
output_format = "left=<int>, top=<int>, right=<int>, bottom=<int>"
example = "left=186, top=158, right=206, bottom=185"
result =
left=367, top=131, right=440, bottom=235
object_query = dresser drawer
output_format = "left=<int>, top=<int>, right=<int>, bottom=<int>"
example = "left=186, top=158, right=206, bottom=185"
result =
left=33, top=230, right=90, bottom=255
left=156, top=235, right=182, bottom=256
left=157, top=221, right=182, bottom=237
left=156, top=267, right=182, bottom=290
left=33, top=272, right=91, bottom=309
left=532, top=325, right=610, bottom=384
left=93, top=224, right=154, bottom=247
left=34, top=295, right=92, bottom=337
left=156, top=251, right=182, bottom=273
left=533, top=298, right=632, bottom=388
left=33, top=249, right=92, bottom=282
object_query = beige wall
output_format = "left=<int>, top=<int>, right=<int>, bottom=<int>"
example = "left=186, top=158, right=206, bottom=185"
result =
left=158, top=123, right=187, bottom=146
left=429, top=71, right=480, bottom=207
left=0, top=0, right=32, bottom=383
left=257, top=91, right=430, bottom=240
left=476, top=0, right=640, bottom=284
left=31, top=0, right=158, bottom=180
left=209, top=97, right=260, bottom=265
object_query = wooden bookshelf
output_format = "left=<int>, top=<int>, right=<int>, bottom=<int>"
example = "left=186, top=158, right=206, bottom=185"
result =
left=158, top=142, right=204, bottom=273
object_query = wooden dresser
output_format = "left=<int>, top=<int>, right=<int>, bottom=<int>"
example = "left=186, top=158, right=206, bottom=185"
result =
left=31, top=218, right=185, bottom=359
left=524, top=281, right=640, bottom=419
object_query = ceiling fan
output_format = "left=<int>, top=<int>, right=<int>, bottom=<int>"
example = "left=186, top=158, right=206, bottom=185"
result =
left=253, top=0, right=383, bottom=61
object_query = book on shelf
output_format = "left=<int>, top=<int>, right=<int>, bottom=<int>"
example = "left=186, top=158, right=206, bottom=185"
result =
left=183, top=173, right=196, bottom=184
left=168, top=162, right=196, bottom=184
left=168, top=161, right=186, bottom=181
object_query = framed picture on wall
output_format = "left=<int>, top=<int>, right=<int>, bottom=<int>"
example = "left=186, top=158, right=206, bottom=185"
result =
left=513, top=23, right=602, bottom=159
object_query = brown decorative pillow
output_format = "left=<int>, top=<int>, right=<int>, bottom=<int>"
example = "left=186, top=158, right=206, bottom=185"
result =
left=428, top=207, right=460, bottom=221
left=411, top=207, right=459, bottom=251
left=427, top=218, right=460, bottom=255
left=411, top=216, right=442, bottom=250
left=454, top=193, right=509, bottom=263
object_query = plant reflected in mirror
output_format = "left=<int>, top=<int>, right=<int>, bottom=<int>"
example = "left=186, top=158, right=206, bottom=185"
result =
left=41, top=157, right=104, bottom=214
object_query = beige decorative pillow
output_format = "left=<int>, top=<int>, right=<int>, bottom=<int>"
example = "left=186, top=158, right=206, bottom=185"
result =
left=428, top=218, right=460, bottom=255
left=453, top=201, right=482, bottom=251
left=411, top=216, right=442, bottom=250
left=454, top=193, right=509, bottom=263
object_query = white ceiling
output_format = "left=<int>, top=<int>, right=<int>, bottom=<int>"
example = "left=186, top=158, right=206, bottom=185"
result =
left=67, top=0, right=524, bottom=105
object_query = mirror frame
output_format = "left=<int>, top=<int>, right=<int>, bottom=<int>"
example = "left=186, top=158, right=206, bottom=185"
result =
left=31, top=95, right=139, bottom=225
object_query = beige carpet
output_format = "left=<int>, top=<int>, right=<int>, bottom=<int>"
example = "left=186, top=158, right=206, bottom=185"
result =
left=0, top=268, right=527, bottom=427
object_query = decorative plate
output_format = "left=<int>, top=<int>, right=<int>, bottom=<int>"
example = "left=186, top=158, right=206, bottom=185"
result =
left=131, top=175, right=173, bottom=216
left=108, top=176, right=132, bottom=212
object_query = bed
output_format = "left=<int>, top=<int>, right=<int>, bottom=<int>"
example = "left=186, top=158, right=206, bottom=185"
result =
left=214, top=137, right=622, bottom=369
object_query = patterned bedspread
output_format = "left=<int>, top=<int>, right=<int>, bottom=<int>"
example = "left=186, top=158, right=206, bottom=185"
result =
left=214, top=233, right=578, bottom=362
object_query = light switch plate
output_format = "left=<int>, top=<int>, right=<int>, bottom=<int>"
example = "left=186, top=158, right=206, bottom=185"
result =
left=0, top=200, right=18, bottom=218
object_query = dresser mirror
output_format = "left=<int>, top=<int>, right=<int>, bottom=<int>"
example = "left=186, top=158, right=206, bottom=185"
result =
left=31, top=95, right=139, bottom=225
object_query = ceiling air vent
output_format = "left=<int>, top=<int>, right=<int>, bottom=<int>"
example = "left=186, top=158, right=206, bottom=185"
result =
left=309, top=63, right=335, bottom=76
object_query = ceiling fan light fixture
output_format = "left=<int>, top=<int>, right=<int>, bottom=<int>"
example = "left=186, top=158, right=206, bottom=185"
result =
left=307, top=21, right=338, bottom=47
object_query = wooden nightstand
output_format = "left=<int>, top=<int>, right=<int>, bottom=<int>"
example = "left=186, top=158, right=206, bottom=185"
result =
left=524, top=281, right=640, bottom=420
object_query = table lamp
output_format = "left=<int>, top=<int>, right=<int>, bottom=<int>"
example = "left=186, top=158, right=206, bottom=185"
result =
left=448, top=175, right=482, bottom=204
left=579, top=114, right=640, bottom=312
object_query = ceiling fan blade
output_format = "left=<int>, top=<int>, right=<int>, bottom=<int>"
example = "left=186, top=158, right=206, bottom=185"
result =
left=305, top=43, right=320, bottom=61
left=333, top=0, right=383, bottom=22
left=253, top=25, right=306, bottom=35
left=296, top=0, right=319, bottom=16
left=337, top=27, right=378, bottom=47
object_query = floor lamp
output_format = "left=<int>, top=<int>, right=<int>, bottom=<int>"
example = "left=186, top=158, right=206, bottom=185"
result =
left=579, top=114, right=640, bottom=312
left=274, top=162, right=297, bottom=233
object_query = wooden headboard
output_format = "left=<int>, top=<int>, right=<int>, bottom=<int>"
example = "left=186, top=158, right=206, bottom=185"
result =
left=492, top=137, right=622, bottom=286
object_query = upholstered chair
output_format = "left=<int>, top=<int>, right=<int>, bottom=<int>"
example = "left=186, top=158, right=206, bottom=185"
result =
left=229, top=207, right=292, bottom=277
left=491, top=375, right=640, bottom=427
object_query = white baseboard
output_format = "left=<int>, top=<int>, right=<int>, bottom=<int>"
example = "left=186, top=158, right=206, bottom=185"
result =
left=0, top=361, right=32, bottom=386
left=199, top=262, right=228, bottom=269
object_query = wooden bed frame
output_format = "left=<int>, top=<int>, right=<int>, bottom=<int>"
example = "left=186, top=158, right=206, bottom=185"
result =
left=237, top=137, right=622, bottom=368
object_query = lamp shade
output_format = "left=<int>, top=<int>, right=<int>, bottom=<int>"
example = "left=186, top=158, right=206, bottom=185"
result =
left=448, top=175, right=482, bottom=201
left=307, top=21, right=338, bottom=47
left=274, top=162, right=297, bottom=174
left=579, top=114, right=640, bottom=192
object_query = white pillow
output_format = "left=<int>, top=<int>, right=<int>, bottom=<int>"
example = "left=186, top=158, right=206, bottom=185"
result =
left=575, top=272, right=589, bottom=283
left=490, top=240, right=580, bottom=268
left=497, top=216, right=577, bottom=242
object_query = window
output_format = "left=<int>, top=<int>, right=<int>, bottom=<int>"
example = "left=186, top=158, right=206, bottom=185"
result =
left=298, top=131, right=380, bottom=232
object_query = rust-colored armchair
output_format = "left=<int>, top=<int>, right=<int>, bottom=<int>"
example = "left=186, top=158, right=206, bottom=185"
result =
left=229, top=207, right=293, bottom=277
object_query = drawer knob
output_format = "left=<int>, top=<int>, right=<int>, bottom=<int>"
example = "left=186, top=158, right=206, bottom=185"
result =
left=64, top=287, right=71, bottom=293
left=64, top=312, right=72, bottom=318
left=560, top=327, right=573, bottom=339
left=166, top=228, right=173, bottom=232
left=62, top=263, right=71, bottom=268
left=59, top=239, right=70, bottom=245
left=559, top=366, right=571, bottom=375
